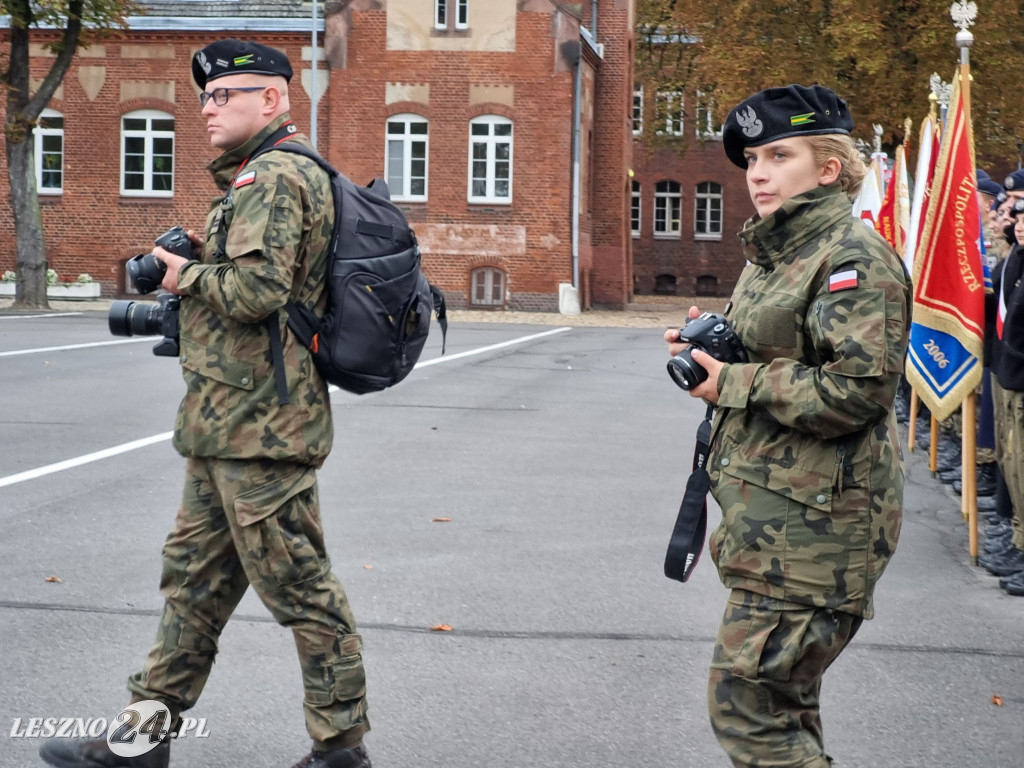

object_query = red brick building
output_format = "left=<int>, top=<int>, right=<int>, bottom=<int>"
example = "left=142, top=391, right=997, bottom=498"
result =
left=0, top=0, right=636, bottom=310
left=630, top=80, right=749, bottom=298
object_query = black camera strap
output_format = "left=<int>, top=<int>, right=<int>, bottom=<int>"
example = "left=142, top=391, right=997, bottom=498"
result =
left=664, top=404, right=714, bottom=582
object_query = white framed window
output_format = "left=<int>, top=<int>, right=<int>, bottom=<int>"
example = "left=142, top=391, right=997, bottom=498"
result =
left=695, top=181, right=723, bottom=239
left=695, top=90, right=722, bottom=138
left=468, top=115, right=512, bottom=204
left=470, top=266, right=506, bottom=308
left=631, top=180, right=641, bottom=238
left=632, top=84, right=644, bottom=135
left=655, top=90, right=683, bottom=136
left=121, top=110, right=174, bottom=197
left=34, top=109, right=64, bottom=195
left=654, top=180, right=682, bottom=237
left=386, top=114, right=428, bottom=201
left=435, top=0, right=468, bottom=29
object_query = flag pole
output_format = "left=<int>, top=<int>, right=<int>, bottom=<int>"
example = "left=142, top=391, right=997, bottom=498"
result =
left=953, top=0, right=979, bottom=565
left=906, top=96, right=938, bottom=456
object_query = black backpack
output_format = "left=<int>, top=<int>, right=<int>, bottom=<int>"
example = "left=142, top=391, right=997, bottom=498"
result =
left=247, top=126, right=447, bottom=398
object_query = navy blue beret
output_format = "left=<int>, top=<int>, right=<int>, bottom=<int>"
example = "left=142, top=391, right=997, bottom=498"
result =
left=722, top=85, right=855, bottom=168
left=1010, top=198, right=1024, bottom=217
left=1004, top=170, right=1024, bottom=191
left=977, top=171, right=1003, bottom=197
left=192, top=39, right=292, bottom=90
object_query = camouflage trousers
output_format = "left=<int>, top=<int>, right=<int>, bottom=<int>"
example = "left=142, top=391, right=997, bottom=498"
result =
left=991, top=381, right=1024, bottom=549
left=126, top=457, right=369, bottom=750
left=708, top=589, right=862, bottom=768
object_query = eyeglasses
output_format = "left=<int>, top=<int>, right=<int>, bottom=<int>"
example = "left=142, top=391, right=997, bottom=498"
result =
left=199, top=87, right=267, bottom=108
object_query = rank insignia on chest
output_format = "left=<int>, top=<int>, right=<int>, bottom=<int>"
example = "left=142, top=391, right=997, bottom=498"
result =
left=234, top=170, right=257, bottom=188
left=829, top=269, right=858, bottom=292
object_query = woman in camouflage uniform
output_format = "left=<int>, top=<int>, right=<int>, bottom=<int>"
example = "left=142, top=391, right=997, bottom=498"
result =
left=666, top=85, right=911, bottom=767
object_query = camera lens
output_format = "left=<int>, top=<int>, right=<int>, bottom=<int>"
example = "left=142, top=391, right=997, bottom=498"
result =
left=108, top=299, right=162, bottom=337
left=126, top=252, right=167, bottom=294
left=667, top=347, right=708, bottom=391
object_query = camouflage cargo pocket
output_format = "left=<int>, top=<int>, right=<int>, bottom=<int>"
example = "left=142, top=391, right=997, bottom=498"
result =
left=233, top=466, right=327, bottom=588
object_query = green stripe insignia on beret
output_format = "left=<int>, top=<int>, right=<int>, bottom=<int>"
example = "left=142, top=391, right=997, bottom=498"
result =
left=790, top=112, right=816, bottom=126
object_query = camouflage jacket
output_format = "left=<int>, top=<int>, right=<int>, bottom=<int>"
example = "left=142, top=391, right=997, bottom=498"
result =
left=172, top=115, right=334, bottom=466
left=707, top=184, right=911, bottom=618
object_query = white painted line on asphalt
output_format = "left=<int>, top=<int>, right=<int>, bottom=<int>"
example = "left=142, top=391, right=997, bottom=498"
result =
left=0, top=326, right=574, bottom=489
left=379, top=326, right=572, bottom=372
left=0, top=312, right=83, bottom=320
left=0, top=338, right=152, bottom=358
left=0, top=432, right=175, bottom=490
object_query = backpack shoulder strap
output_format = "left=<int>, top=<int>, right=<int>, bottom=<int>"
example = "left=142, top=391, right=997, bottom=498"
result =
left=245, top=132, right=341, bottom=405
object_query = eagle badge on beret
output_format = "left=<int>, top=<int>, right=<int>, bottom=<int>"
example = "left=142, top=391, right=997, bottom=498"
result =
left=738, top=106, right=763, bottom=139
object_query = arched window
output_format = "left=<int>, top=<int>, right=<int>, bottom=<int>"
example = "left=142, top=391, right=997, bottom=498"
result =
left=470, top=266, right=506, bottom=308
left=121, top=109, right=174, bottom=197
left=654, top=180, right=681, bottom=237
left=695, top=181, right=723, bottom=239
left=386, top=114, right=428, bottom=201
left=468, top=115, right=512, bottom=204
left=34, top=109, right=64, bottom=194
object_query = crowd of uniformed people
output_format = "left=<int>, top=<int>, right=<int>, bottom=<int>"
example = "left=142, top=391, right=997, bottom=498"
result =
left=898, top=167, right=1024, bottom=597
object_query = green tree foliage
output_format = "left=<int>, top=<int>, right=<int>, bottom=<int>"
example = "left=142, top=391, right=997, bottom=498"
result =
left=635, top=0, right=1023, bottom=167
left=1, top=0, right=137, bottom=308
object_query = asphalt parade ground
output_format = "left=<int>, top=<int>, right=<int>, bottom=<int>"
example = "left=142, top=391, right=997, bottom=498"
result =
left=1, top=306, right=1022, bottom=768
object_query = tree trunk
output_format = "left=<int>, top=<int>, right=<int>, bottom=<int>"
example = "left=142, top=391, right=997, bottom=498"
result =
left=6, top=133, right=49, bottom=309
left=3, top=0, right=89, bottom=311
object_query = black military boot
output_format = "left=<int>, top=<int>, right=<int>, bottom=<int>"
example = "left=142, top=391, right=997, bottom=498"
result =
left=979, top=545, right=1024, bottom=577
left=935, top=447, right=962, bottom=474
left=983, top=525, right=1013, bottom=554
left=39, top=735, right=169, bottom=768
left=894, top=394, right=910, bottom=424
left=915, top=416, right=931, bottom=450
left=977, top=494, right=998, bottom=514
left=291, top=743, right=372, bottom=768
left=952, top=465, right=997, bottom=497
left=977, top=463, right=998, bottom=495
left=1001, top=570, right=1024, bottom=596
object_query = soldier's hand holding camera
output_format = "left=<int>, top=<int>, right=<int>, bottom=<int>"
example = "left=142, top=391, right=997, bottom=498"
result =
left=665, top=306, right=747, bottom=404
left=156, top=229, right=203, bottom=295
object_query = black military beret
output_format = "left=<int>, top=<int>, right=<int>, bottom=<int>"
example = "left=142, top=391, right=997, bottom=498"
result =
left=1009, top=198, right=1024, bottom=217
left=192, top=39, right=292, bottom=90
left=722, top=84, right=855, bottom=168
left=1005, top=170, right=1024, bottom=191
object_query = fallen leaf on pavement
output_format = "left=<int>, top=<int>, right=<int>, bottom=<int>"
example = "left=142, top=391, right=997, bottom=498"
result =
left=992, top=695, right=1004, bottom=706
left=431, top=624, right=453, bottom=632
left=45, top=575, right=62, bottom=583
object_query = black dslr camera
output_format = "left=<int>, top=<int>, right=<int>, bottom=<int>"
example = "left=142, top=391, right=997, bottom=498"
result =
left=667, top=312, right=748, bottom=390
left=108, top=227, right=193, bottom=357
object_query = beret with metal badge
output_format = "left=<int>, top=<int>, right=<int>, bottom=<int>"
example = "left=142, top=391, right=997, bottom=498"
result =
left=722, top=84, right=855, bottom=168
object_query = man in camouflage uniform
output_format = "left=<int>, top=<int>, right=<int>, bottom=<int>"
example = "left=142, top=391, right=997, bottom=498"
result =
left=667, top=85, right=910, bottom=767
left=40, top=40, right=370, bottom=768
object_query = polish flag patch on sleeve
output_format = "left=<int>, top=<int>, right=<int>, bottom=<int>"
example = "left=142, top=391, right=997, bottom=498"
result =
left=234, top=170, right=257, bottom=188
left=828, top=268, right=859, bottom=292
